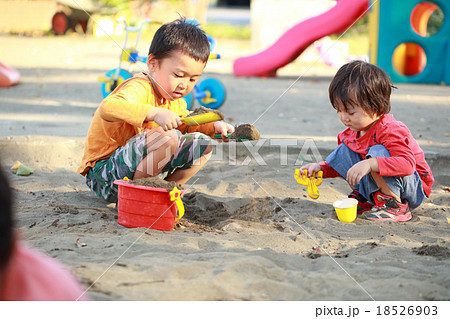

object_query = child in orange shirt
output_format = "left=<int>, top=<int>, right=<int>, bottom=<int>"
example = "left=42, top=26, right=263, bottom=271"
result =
left=78, top=18, right=234, bottom=202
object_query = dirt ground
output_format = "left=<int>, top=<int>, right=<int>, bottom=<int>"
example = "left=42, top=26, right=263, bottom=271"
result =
left=0, top=34, right=449, bottom=301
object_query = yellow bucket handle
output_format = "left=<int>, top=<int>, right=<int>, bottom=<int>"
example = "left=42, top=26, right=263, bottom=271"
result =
left=169, top=187, right=185, bottom=222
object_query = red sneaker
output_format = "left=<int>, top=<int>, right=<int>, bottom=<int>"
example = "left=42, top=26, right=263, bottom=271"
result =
left=348, top=190, right=373, bottom=214
left=363, top=191, right=411, bottom=222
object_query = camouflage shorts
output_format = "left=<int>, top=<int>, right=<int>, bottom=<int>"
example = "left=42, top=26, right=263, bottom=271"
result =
left=86, top=130, right=210, bottom=202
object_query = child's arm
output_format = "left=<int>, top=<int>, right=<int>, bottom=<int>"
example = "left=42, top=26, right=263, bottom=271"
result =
left=346, top=124, right=417, bottom=184
left=100, top=86, right=184, bottom=131
left=99, top=97, right=149, bottom=127
left=376, top=125, right=417, bottom=177
left=300, top=163, right=322, bottom=177
left=146, top=108, right=182, bottom=131
left=177, top=120, right=234, bottom=138
left=99, top=80, right=153, bottom=127
left=346, top=157, right=379, bottom=185
left=300, top=162, right=340, bottom=178
left=213, top=121, right=234, bottom=138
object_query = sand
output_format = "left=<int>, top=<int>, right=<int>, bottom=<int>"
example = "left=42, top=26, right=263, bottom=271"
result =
left=0, top=34, right=449, bottom=301
left=230, top=123, right=260, bottom=140
left=129, top=176, right=182, bottom=190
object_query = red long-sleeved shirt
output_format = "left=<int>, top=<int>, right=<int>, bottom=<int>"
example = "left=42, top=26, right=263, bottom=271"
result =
left=319, top=114, right=434, bottom=196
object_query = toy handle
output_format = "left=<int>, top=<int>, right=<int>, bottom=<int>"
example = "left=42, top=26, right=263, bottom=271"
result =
left=169, top=187, right=185, bottom=222
left=213, top=133, right=231, bottom=139
left=174, top=198, right=184, bottom=222
left=117, top=17, right=127, bottom=28
left=140, top=19, right=151, bottom=27
left=151, top=115, right=184, bottom=128
left=209, top=53, right=221, bottom=60
left=307, top=179, right=320, bottom=199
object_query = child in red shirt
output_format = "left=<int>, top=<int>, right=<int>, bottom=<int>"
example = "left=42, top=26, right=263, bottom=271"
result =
left=299, top=61, right=433, bottom=222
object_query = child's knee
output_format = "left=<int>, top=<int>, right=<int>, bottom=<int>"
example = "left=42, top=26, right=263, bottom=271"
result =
left=203, top=143, right=213, bottom=158
left=366, top=145, right=390, bottom=159
left=146, top=128, right=179, bottom=152
left=165, top=130, right=179, bottom=151
left=196, top=135, right=213, bottom=160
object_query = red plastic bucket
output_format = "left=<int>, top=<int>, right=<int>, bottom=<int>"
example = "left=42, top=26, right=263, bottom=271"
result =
left=114, top=180, right=185, bottom=231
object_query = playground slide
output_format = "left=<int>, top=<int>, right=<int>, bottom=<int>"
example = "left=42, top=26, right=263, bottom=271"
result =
left=0, top=60, right=20, bottom=87
left=233, top=0, right=369, bottom=77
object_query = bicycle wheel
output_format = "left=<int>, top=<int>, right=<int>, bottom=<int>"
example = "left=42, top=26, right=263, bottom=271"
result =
left=101, top=68, right=133, bottom=98
left=197, top=78, right=226, bottom=109
left=183, top=92, right=194, bottom=110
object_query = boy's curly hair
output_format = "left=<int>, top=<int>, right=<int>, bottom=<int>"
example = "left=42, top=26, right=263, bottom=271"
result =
left=148, top=18, right=210, bottom=63
left=329, top=60, right=396, bottom=116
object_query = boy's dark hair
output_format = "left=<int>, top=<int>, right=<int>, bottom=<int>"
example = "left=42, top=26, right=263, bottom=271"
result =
left=0, top=162, right=14, bottom=270
left=329, top=60, right=396, bottom=116
left=148, top=18, right=210, bottom=63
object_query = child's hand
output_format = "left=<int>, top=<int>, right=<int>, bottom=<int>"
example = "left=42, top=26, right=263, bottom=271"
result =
left=346, top=158, right=377, bottom=185
left=213, top=121, right=234, bottom=138
left=299, top=163, right=321, bottom=177
left=153, top=109, right=182, bottom=131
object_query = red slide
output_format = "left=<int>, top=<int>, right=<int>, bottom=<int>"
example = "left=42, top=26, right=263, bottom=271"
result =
left=233, top=0, right=369, bottom=77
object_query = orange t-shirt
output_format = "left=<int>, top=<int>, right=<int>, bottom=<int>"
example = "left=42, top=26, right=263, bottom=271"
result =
left=77, top=73, right=215, bottom=175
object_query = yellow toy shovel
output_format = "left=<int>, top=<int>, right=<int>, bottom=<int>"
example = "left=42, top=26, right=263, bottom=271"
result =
left=181, top=113, right=222, bottom=126
left=154, top=113, right=223, bottom=127
left=294, top=169, right=323, bottom=200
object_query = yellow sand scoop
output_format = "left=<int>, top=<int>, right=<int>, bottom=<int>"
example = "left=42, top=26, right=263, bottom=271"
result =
left=295, top=169, right=323, bottom=200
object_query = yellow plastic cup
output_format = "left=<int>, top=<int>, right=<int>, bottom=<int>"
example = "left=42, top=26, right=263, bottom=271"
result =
left=333, top=198, right=358, bottom=223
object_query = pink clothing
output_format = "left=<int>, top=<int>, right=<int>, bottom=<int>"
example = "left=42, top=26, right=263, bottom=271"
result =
left=319, top=114, right=434, bottom=196
left=0, top=241, right=88, bottom=301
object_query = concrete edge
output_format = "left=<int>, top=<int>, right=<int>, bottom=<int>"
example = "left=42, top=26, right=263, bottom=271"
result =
left=0, top=136, right=448, bottom=176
